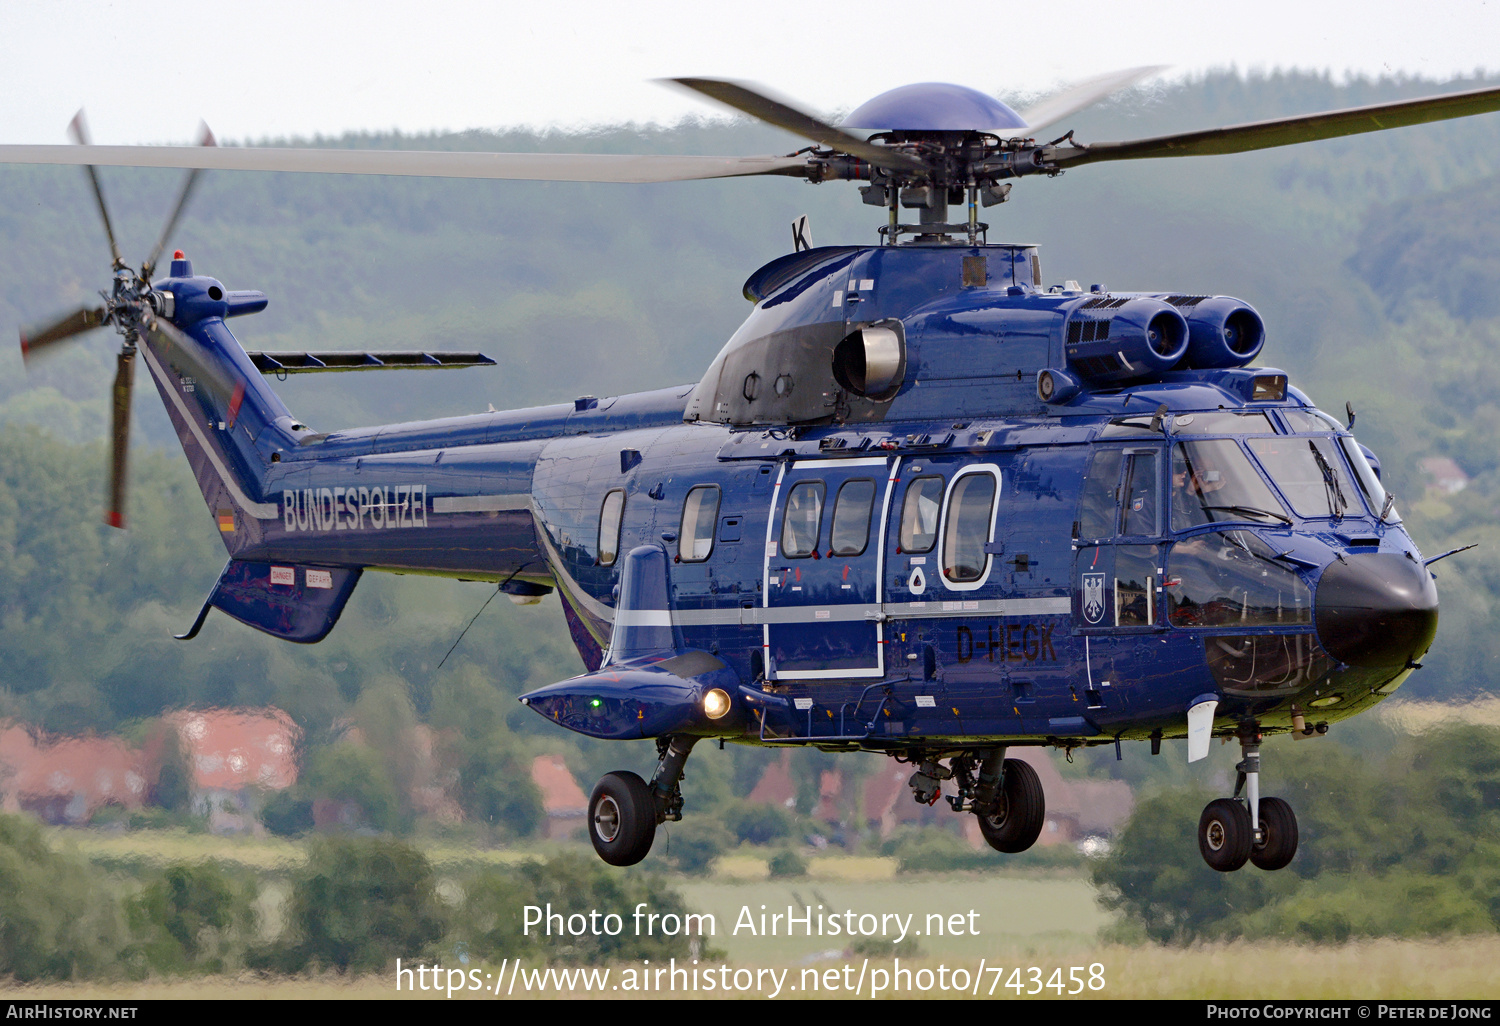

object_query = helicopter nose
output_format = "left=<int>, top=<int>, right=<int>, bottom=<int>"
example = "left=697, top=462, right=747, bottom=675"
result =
left=1314, top=553, right=1439, bottom=668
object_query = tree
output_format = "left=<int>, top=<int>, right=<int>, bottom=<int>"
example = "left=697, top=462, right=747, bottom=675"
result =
left=0, top=814, right=120, bottom=981
left=123, top=862, right=258, bottom=975
left=258, top=836, right=446, bottom=973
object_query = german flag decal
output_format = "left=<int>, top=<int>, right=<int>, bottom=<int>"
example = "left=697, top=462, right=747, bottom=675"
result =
left=217, top=509, right=235, bottom=532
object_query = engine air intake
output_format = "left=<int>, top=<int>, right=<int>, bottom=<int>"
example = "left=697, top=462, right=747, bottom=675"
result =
left=1064, top=297, right=1189, bottom=385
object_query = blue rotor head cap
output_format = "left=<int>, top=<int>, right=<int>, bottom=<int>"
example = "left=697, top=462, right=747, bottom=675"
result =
left=842, top=83, right=1028, bottom=133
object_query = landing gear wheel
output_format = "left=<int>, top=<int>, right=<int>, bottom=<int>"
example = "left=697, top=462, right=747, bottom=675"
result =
left=976, top=758, right=1045, bottom=854
left=589, top=771, right=657, bottom=866
left=1250, top=796, right=1298, bottom=871
left=1198, top=797, right=1253, bottom=872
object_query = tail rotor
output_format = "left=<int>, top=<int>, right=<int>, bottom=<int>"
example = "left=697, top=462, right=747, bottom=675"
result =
left=18, top=111, right=218, bottom=528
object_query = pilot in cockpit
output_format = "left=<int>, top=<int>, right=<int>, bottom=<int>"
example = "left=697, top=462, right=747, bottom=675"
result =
left=1172, top=453, right=1225, bottom=527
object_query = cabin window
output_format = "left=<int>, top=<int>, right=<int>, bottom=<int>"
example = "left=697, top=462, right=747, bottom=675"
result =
left=780, top=481, right=825, bottom=558
left=898, top=476, right=943, bottom=553
left=829, top=479, right=876, bottom=556
left=598, top=490, right=625, bottom=566
left=679, top=486, right=720, bottom=562
left=941, top=470, right=998, bottom=584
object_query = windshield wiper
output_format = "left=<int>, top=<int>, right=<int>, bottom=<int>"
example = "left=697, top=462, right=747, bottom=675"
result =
left=1309, top=440, right=1349, bottom=519
left=1200, top=504, right=1293, bottom=525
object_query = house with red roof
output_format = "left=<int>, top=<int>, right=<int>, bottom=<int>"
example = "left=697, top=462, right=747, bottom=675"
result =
left=530, top=754, right=588, bottom=840
left=0, top=724, right=149, bottom=825
left=164, top=709, right=300, bottom=833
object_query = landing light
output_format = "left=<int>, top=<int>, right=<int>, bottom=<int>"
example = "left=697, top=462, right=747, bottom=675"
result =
left=1251, top=374, right=1287, bottom=402
left=703, top=688, right=731, bottom=720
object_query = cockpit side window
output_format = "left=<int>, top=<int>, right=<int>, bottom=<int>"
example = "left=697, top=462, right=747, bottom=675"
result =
left=1078, top=449, right=1124, bottom=540
left=1120, top=451, right=1159, bottom=537
left=1166, top=530, right=1312, bottom=627
left=679, top=486, right=720, bottom=562
left=898, top=476, right=944, bottom=553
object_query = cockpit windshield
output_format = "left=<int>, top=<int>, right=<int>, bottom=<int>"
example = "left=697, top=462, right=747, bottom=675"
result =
left=1340, top=436, right=1399, bottom=522
left=1279, top=409, right=1344, bottom=434
left=1171, top=439, right=1289, bottom=531
left=1247, top=436, right=1359, bottom=520
left=1169, top=411, right=1276, bottom=436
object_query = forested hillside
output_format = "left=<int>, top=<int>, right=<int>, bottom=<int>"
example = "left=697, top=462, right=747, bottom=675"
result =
left=2, top=68, right=1499, bottom=808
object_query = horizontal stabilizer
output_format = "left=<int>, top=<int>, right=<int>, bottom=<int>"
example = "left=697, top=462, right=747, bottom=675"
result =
left=246, top=351, right=496, bottom=374
left=177, top=559, right=362, bottom=644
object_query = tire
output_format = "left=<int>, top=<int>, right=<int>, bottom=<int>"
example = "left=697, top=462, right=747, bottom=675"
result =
left=1250, top=796, right=1298, bottom=871
left=1198, top=797, right=1253, bottom=872
left=588, top=771, right=657, bottom=866
left=976, top=758, right=1046, bottom=854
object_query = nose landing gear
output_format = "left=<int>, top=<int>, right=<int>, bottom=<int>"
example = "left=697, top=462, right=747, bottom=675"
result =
left=1197, top=724, right=1299, bottom=872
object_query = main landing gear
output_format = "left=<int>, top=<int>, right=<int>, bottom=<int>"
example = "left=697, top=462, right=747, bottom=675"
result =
left=1198, top=724, right=1298, bottom=872
left=908, top=749, right=1047, bottom=854
left=588, top=735, right=697, bottom=866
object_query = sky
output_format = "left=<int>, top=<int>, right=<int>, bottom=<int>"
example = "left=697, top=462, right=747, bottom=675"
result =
left=1, top=0, right=1498, bottom=146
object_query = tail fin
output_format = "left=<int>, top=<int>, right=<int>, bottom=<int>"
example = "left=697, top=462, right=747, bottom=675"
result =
left=138, top=257, right=296, bottom=548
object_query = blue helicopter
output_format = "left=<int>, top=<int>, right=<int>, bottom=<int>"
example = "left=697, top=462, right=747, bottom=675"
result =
left=9, top=73, right=1500, bottom=873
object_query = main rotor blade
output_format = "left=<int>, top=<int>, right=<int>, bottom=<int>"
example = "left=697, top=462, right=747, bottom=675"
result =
left=1052, top=82, right=1500, bottom=167
left=68, top=111, right=125, bottom=270
left=142, top=314, right=240, bottom=406
left=106, top=348, right=134, bottom=529
left=142, top=123, right=217, bottom=281
left=1016, top=66, right=1167, bottom=133
left=19, top=306, right=109, bottom=362
left=668, top=77, right=927, bottom=173
left=0, top=145, right=810, bottom=183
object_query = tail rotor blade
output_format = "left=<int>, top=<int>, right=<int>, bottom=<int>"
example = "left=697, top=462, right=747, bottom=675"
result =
left=106, top=348, right=135, bottom=529
left=19, top=306, right=109, bottom=362
left=68, top=110, right=125, bottom=271
left=142, top=122, right=217, bottom=281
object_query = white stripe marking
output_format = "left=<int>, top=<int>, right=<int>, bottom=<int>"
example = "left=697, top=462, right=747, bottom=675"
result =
left=432, top=493, right=530, bottom=513
left=138, top=341, right=279, bottom=519
left=613, top=610, right=672, bottom=627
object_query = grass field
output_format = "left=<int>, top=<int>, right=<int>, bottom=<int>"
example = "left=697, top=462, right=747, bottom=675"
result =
left=677, top=873, right=1108, bottom=960
left=54, top=828, right=542, bottom=874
